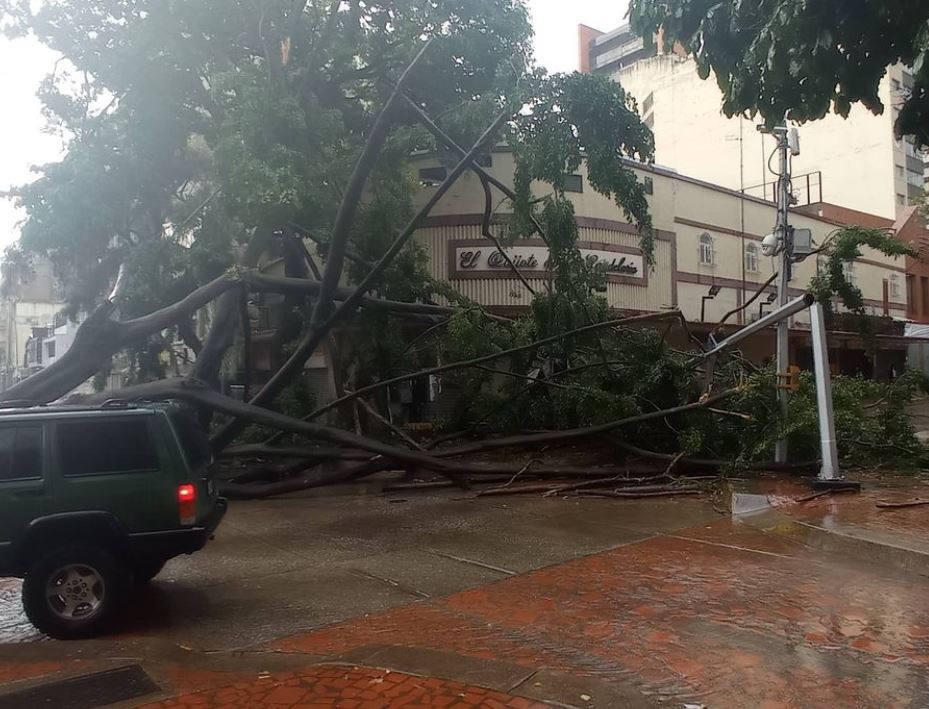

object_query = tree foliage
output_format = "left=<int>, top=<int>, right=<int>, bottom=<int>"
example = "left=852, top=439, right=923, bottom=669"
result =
left=1, top=0, right=534, bottom=313
left=2, top=0, right=658, bottom=396
left=628, top=0, right=929, bottom=147
left=809, top=226, right=917, bottom=315
left=0, top=0, right=923, bottom=485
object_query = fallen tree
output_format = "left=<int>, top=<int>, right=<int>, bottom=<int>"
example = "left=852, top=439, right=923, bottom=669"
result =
left=3, top=0, right=925, bottom=500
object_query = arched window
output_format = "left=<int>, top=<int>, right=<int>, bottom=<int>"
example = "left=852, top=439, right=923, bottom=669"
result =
left=698, top=232, right=714, bottom=265
left=744, top=243, right=759, bottom=273
left=889, top=273, right=900, bottom=298
left=844, top=261, right=857, bottom=285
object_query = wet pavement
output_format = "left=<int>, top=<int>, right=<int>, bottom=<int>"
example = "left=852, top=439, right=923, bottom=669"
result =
left=0, top=479, right=928, bottom=707
left=0, top=490, right=717, bottom=649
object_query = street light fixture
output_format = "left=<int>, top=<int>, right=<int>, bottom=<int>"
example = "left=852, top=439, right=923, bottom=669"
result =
left=701, top=284, right=722, bottom=322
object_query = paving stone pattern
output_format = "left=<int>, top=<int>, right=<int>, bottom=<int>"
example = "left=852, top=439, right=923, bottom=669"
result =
left=138, top=665, right=551, bottom=709
left=275, top=522, right=929, bottom=708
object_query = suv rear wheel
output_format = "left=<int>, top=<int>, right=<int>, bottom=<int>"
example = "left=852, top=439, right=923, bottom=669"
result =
left=22, top=545, right=126, bottom=639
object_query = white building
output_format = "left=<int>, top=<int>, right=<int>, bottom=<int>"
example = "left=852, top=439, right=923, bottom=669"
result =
left=0, top=258, right=65, bottom=389
left=580, top=24, right=925, bottom=221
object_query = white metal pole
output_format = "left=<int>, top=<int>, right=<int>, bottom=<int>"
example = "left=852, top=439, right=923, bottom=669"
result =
left=702, top=294, right=813, bottom=357
left=810, top=302, right=839, bottom=480
left=774, top=130, right=791, bottom=463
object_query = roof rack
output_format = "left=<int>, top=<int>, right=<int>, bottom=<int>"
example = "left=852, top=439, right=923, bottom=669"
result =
left=100, top=399, right=132, bottom=409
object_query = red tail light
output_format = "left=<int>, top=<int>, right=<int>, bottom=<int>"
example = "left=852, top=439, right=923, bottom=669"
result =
left=178, top=484, right=197, bottom=525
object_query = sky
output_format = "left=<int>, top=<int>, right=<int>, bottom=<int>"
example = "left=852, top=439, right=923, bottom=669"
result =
left=0, top=0, right=627, bottom=250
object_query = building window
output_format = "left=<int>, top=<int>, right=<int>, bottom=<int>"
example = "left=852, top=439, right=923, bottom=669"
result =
left=563, top=174, right=583, bottom=193
left=45, top=341, right=55, bottom=358
left=843, top=261, right=857, bottom=286
left=257, top=306, right=271, bottom=330
left=896, top=164, right=905, bottom=177
left=744, top=243, right=760, bottom=273
left=897, top=193, right=906, bottom=206
left=698, top=233, right=715, bottom=266
left=889, top=273, right=901, bottom=299
left=642, top=176, right=653, bottom=195
left=418, top=166, right=447, bottom=186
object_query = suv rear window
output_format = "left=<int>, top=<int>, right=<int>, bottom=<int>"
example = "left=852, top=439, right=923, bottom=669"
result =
left=57, top=418, right=159, bottom=476
left=168, top=410, right=212, bottom=469
left=0, top=426, right=43, bottom=481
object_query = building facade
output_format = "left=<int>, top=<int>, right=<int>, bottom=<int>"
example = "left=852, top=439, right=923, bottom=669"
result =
left=580, top=24, right=925, bottom=221
left=0, top=258, right=65, bottom=390
left=408, top=149, right=909, bottom=376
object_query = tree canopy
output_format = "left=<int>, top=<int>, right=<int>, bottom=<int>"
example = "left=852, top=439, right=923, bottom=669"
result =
left=628, top=0, right=929, bottom=147
left=2, top=0, right=653, bottom=319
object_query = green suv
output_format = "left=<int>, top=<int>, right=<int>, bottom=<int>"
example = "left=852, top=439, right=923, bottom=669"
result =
left=0, top=401, right=226, bottom=639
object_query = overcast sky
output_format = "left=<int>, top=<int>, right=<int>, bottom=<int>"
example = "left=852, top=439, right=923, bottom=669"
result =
left=0, top=0, right=627, bottom=249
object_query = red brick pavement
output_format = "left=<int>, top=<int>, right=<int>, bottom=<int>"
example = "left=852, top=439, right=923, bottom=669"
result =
left=2, top=505, right=928, bottom=708
left=274, top=521, right=929, bottom=708
left=138, top=664, right=551, bottom=709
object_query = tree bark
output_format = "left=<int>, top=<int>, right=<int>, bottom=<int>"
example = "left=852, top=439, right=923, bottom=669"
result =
left=307, top=42, right=430, bottom=327
left=242, top=272, right=510, bottom=321
left=611, top=439, right=819, bottom=471
left=220, top=444, right=372, bottom=461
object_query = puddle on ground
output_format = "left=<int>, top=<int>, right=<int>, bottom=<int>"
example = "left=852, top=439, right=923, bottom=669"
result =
left=729, top=492, right=772, bottom=516
left=0, top=579, right=43, bottom=643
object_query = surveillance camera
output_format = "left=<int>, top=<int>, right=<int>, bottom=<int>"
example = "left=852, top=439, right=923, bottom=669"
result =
left=761, top=233, right=781, bottom=257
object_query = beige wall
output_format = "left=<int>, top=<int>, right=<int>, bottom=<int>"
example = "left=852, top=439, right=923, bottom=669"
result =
left=410, top=151, right=908, bottom=327
left=615, top=56, right=907, bottom=220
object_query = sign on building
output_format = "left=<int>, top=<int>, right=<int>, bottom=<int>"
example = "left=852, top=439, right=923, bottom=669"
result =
left=450, top=240, right=646, bottom=283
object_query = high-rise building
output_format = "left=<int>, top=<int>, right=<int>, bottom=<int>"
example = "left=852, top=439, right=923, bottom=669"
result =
left=580, top=24, right=925, bottom=221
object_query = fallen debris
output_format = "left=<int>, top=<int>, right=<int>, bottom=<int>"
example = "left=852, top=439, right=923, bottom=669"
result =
left=875, top=498, right=929, bottom=509
left=794, top=487, right=860, bottom=504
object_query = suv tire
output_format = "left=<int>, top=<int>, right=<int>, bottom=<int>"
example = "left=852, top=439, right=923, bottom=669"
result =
left=132, top=558, right=166, bottom=584
left=22, top=545, right=127, bottom=640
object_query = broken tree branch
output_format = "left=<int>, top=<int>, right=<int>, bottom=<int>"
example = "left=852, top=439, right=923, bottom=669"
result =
left=242, top=272, right=510, bottom=322
left=612, top=439, right=818, bottom=471
left=239, top=288, right=252, bottom=400
left=579, top=487, right=701, bottom=499
left=308, top=40, right=434, bottom=327
left=716, top=271, right=778, bottom=330
left=875, top=498, right=929, bottom=509
left=300, top=310, right=682, bottom=425
left=220, top=444, right=372, bottom=461
left=432, top=388, right=738, bottom=457
left=479, top=173, right=537, bottom=296
left=211, top=110, right=513, bottom=450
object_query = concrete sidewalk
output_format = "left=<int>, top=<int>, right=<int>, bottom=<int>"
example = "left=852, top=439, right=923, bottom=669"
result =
left=0, top=480, right=927, bottom=707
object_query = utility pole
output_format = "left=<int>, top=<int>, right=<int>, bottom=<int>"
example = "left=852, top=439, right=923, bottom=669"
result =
left=759, top=123, right=797, bottom=463
left=774, top=127, right=792, bottom=463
